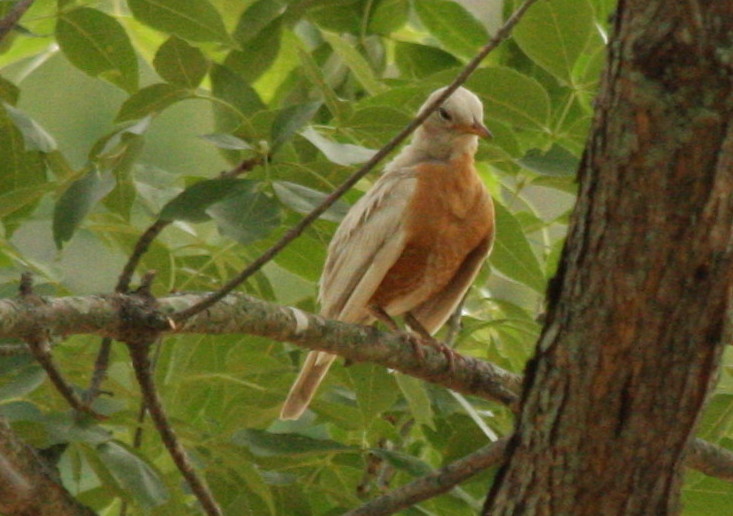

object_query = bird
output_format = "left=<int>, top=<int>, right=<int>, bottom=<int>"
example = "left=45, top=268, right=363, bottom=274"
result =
left=280, top=86, right=495, bottom=420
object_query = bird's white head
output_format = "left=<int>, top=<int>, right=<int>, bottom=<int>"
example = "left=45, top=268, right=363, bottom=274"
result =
left=411, top=86, right=491, bottom=161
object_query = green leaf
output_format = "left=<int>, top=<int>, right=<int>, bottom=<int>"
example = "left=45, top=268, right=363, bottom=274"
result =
left=370, top=448, right=432, bottom=476
left=128, top=0, right=230, bottom=44
left=199, top=133, right=252, bottom=150
left=297, top=46, right=350, bottom=122
left=300, top=126, right=376, bottom=166
left=270, top=101, right=321, bottom=152
left=395, top=374, right=435, bottom=430
left=159, top=178, right=252, bottom=222
left=347, top=363, right=399, bottom=425
left=394, top=42, right=461, bottom=78
left=490, top=201, right=546, bottom=293
left=273, top=180, right=349, bottom=223
left=210, top=63, right=265, bottom=132
left=0, top=75, right=19, bottom=104
left=368, top=0, right=409, bottom=35
left=0, top=365, right=45, bottom=401
left=224, top=18, right=282, bottom=83
left=0, top=183, right=55, bottom=218
left=97, top=441, right=169, bottom=508
left=232, top=0, right=286, bottom=44
left=232, top=429, right=350, bottom=456
left=0, top=106, right=45, bottom=192
left=519, top=145, right=579, bottom=177
left=115, top=83, right=191, bottom=122
left=3, top=103, right=56, bottom=152
left=208, top=188, right=282, bottom=244
left=307, top=0, right=362, bottom=33
left=513, top=0, right=595, bottom=84
left=153, top=36, right=209, bottom=88
left=55, top=7, right=138, bottom=93
left=466, top=67, right=551, bottom=131
left=53, top=169, right=115, bottom=248
left=414, top=0, right=488, bottom=59
left=321, top=32, right=386, bottom=95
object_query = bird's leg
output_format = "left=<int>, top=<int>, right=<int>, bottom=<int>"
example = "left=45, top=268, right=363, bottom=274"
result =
left=369, top=305, right=425, bottom=360
left=404, top=312, right=456, bottom=372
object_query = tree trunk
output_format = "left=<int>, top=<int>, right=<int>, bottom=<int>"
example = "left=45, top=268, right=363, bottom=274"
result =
left=485, top=1, right=733, bottom=514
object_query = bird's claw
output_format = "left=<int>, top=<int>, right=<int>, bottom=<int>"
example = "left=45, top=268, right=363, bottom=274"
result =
left=408, top=334, right=456, bottom=372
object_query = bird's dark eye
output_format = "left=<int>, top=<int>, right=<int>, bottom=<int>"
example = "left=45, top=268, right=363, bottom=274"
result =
left=438, top=107, right=452, bottom=121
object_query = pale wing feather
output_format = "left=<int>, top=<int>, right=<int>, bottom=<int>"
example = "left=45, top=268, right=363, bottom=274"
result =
left=319, top=170, right=417, bottom=323
left=280, top=351, right=336, bottom=420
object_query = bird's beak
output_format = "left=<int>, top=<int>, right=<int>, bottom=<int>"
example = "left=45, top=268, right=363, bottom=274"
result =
left=462, top=122, right=493, bottom=140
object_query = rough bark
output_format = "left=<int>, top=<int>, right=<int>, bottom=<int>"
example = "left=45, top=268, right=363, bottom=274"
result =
left=484, top=1, right=733, bottom=515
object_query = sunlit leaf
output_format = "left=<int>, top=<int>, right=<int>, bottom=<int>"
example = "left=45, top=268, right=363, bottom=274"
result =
left=270, top=101, right=321, bottom=151
left=208, top=188, right=282, bottom=244
left=513, top=0, right=595, bottom=84
left=273, top=180, right=349, bottom=223
left=97, top=441, right=169, bottom=508
left=300, top=126, right=376, bottom=166
left=232, top=429, right=351, bottom=456
left=490, top=201, right=546, bottom=292
left=56, top=7, right=138, bottom=93
left=115, top=83, right=191, bottom=122
left=519, top=145, right=579, bottom=176
left=3, top=103, right=56, bottom=152
left=128, top=0, right=230, bottom=44
left=321, top=32, right=387, bottom=95
left=159, top=178, right=252, bottom=222
left=414, top=0, right=488, bottom=59
left=153, top=36, right=209, bottom=88
left=466, top=67, right=551, bottom=131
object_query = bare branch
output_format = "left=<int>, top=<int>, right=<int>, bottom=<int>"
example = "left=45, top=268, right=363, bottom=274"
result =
left=346, top=438, right=510, bottom=516
left=26, top=336, right=103, bottom=419
left=172, top=0, right=542, bottom=323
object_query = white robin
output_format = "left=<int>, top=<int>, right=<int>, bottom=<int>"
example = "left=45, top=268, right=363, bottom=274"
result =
left=280, top=86, right=495, bottom=420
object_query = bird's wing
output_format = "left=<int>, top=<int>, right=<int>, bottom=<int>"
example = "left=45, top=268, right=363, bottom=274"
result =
left=411, top=231, right=494, bottom=335
left=319, top=169, right=417, bottom=323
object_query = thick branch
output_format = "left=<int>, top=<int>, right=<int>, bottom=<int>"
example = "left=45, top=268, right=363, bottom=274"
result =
left=1, top=292, right=732, bottom=487
left=0, top=292, right=522, bottom=407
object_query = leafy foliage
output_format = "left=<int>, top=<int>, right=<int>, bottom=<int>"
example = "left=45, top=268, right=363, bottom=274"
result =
left=1, top=0, right=728, bottom=514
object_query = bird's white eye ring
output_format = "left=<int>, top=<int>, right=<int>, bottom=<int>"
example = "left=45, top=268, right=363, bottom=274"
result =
left=438, top=107, right=452, bottom=121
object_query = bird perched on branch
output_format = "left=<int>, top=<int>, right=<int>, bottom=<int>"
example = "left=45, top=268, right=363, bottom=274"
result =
left=280, top=86, right=495, bottom=420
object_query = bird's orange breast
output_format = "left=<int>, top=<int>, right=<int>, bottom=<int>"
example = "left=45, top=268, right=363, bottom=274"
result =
left=370, top=152, right=494, bottom=312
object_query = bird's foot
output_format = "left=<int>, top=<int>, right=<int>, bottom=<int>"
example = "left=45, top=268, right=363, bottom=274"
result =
left=403, top=312, right=456, bottom=372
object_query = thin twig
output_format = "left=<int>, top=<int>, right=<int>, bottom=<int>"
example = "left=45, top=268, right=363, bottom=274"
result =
left=115, top=219, right=170, bottom=294
left=82, top=337, right=112, bottom=406
left=173, top=0, right=540, bottom=323
left=26, top=337, right=103, bottom=420
left=345, top=438, right=510, bottom=516
left=0, top=0, right=34, bottom=43
left=127, top=339, right=222, bottom=516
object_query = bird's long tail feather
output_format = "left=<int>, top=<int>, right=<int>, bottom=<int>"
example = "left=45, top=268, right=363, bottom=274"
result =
left=280, top=351, right=337, bottom=420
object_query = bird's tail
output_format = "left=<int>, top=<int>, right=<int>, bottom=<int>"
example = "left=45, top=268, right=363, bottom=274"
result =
left=280, top=351, right=337, bottom=420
